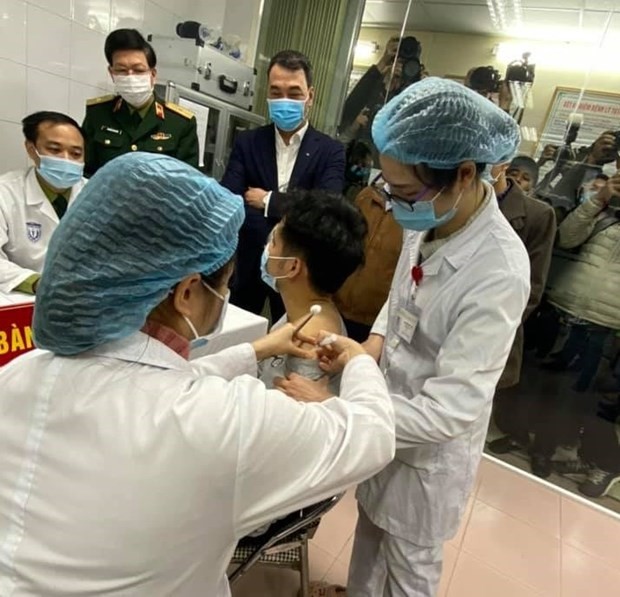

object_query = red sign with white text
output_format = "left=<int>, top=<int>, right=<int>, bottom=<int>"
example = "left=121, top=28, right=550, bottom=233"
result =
left=0, top=302, right=35, bottom=366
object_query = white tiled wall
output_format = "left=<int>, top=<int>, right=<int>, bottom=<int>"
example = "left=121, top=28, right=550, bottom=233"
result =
left=0, top=0, right=213, bottom=173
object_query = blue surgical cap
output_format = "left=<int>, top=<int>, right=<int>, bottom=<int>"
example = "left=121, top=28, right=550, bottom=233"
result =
left=34, top=153, right=244, bottom=356
left=372, top=77, right=521, bottom=169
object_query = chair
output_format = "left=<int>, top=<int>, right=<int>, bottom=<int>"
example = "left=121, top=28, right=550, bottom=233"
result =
left=228, top=494, right=344, bottom=597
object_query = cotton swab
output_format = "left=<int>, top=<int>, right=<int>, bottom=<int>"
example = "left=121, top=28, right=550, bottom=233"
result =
left=293, top=304, right=322, bottom=339
left=318, top=333, right=338, bottom=347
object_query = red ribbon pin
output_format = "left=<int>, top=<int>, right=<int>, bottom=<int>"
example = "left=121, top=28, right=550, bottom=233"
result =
left=411, top=265, right=423, bottom=285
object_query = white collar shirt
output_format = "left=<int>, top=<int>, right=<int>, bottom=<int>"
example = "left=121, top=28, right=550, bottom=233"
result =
left=263, top=122, right=309, bottom=216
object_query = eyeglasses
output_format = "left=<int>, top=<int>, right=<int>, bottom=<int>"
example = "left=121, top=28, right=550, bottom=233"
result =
left=381, top=183, right=443, bottom=212
left=380, top=183, right=417, bottom=212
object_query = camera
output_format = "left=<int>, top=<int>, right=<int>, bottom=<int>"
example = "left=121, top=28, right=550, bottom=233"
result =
left=613, top=131, right=620, bottom=152
left=176, top=20, right=215, bottom=46
left=505, top=53, right=535, bottom=84
left=467, top=66, right=501, bottom=95
left=398, top=36, right=422, bottom=85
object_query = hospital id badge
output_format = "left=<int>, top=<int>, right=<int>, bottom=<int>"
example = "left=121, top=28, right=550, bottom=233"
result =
left=396, top=308, right=418, bottom=343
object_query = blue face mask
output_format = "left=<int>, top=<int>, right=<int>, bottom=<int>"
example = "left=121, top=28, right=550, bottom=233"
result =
left=349, top=165, right=371, bottom=182
left=183, top=282, right=229, bottom=351
left=260, top=242, right=296, bottom=292
left=580, top=188, right=599, bottom=204
left=389, top=185, right=463, bottom=232
left=267, top=98, right=306, bottom=132
left=36, top=151, right=84, bottom=189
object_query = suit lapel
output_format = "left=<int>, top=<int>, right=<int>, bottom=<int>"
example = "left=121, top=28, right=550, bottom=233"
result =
left=289, top=126, right=317, bottom=188
left=260, top=125, right=278, bottom=191
left=500, top=183, right=527, bottom=231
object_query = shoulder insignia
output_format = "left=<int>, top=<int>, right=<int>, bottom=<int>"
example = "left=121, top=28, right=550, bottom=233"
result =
left=86, top=94, right=116, bottom=107
left=165, top=102, right=195, bottom=119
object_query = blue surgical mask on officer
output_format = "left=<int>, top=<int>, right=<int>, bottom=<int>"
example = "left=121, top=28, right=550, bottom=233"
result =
left=182, top=281, right=230, bottom=350
left=267, top=98, right=307, bottom=132
left=35, top=151, right=84, bottom=189
left=389, top=184, right=463, bottom=232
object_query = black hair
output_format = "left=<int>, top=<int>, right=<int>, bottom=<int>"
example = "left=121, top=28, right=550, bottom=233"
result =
left=595, top=173, right=610, bottom=181
left=415, top=163, right=486, bottom=189
left=280, top=190, right=367, bottom=295
left=21, top=111, right=83, bottom=144
left=346, top=140, right=372, bottom=164
left=202, top=256, right=236, bottom=288
left=104, top=29, right=157, bottom=68
left=268, top=50, right=313, bottom=87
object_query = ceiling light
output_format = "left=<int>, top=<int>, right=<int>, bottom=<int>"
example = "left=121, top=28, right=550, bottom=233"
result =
left=487, top=0, right=523, bottom=31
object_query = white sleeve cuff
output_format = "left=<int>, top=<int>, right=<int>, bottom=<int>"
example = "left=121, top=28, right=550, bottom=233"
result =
left=371, top=300, right=389, bottom=337
left=263, top=191, right=273, bottom=217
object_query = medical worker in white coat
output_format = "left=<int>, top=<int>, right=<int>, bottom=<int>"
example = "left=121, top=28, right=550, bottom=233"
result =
left=277, top=78, right=531, bottom=596
left=0, top=152, right=395, bottom=596
left=0, top=111, right=87, bottom=295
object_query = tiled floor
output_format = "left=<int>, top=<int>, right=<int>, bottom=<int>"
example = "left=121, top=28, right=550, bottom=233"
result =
left=485, top=417, right=620, bottom=514
left=231, top=456, right=620, bottom=596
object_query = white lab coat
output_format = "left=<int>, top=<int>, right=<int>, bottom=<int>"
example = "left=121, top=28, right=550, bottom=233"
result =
left=356, top=186, right=530, bottom=547
left=0, top=168, right=86, bottom=293
left=0, top=332, right=394, bottom=596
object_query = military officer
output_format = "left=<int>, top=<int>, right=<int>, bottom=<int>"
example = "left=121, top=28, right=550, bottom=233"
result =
left=82, top=29, right=199, bottom=177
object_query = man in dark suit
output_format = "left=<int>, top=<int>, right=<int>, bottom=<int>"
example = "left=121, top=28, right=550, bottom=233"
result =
left=221, top=50, right=345, bottom=321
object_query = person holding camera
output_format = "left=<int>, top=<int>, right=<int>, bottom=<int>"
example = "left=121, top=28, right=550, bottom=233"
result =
left=535, top=131, right=620, bottom=221
left=535, top=172, right=620, bottom=493
left=339, top=37, right=425, bottom=160
left=466, top=56, right=534, bottom=117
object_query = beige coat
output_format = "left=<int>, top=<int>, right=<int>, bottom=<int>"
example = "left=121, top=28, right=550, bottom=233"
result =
left=547, top=194, right=620, bottom=330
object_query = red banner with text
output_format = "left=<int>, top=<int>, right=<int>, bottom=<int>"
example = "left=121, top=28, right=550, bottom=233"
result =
left=0, top=302, right=35, bottom=366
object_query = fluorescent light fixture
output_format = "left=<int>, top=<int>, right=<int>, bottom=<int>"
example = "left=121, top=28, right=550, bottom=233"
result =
left=487, top=0, right=523, bottom=31
left=496, top=40, right=620, bottom=72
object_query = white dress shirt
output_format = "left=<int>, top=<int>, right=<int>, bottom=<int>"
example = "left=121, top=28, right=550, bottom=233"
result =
left=263, top=122, right=309, bottom=216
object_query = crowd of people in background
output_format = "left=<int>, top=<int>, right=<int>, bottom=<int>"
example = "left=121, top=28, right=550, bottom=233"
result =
left=0, top=24, right=619, bottom=597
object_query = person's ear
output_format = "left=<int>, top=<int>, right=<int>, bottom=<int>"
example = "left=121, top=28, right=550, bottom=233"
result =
left=25, top=141, right=39, bottom=165
left=306, top=87, right=315, bottom=108
left=171, top=273, right=202, bottom=317
left=456, top=161, right=478, bottom=189
left=287, top=257, right=305, bottom=281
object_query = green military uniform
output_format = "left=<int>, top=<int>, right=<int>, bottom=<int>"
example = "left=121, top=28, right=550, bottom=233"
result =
left=82, top=94, right=199, bottom=177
